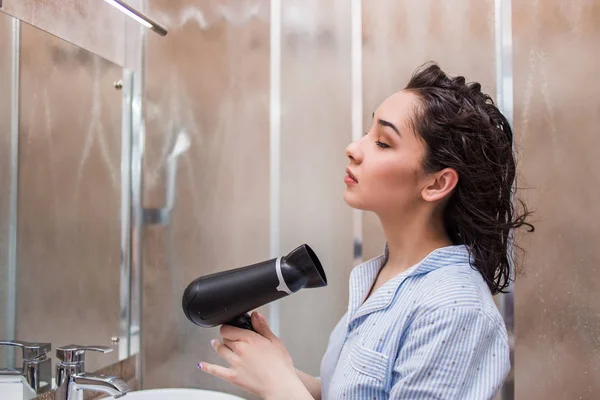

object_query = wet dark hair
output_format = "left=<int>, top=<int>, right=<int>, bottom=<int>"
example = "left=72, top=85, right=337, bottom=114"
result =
left=404, top=62, right=534, bottom=295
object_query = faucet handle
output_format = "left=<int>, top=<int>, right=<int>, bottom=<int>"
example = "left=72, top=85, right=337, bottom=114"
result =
left=0, top=340, right=51, bottom=361
left=56, top=344, right=113, bottom=364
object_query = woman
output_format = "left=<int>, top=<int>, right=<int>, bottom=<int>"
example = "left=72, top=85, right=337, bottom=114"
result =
left=197, top=62, right=533, bottom=399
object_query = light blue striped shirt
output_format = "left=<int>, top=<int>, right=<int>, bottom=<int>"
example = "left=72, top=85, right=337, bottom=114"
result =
left=320, top=245, right=510, bottom=399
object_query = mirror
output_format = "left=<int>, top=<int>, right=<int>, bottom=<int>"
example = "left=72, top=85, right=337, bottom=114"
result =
left=0, top=9, right=128, bottom=374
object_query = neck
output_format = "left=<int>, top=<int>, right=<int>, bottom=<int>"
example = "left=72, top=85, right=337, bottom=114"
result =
left=377, top=207, right=452, bottom=274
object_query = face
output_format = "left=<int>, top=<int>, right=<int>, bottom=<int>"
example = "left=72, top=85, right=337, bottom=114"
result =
left=344, top=90, right=429, bottom=217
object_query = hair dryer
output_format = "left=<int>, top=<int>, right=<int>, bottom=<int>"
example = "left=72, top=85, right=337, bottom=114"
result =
left=182, top=244, right=327, bottom=330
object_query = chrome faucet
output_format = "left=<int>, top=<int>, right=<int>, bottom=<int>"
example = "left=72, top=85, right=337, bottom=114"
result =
left=54, top=345, right=130, bottom=400
left=0, top=340, right=52, bottom=397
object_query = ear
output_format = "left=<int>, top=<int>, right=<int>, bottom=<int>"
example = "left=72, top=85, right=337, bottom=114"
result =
left=421, top=168, right=458, bottom=203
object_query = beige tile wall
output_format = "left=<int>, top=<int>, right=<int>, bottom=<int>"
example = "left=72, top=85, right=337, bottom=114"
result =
left=513, top=0, right=600, bottom=398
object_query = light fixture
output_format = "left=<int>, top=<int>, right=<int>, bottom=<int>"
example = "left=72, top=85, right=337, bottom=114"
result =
left=104, top=0, right=168, bottom=36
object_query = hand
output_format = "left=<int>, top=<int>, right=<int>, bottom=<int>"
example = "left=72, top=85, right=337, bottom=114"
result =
left=198, top=311, right=310, bottom=399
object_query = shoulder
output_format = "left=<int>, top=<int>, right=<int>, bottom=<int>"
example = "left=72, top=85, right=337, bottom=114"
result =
left=410, top=262, right=507, bottom=336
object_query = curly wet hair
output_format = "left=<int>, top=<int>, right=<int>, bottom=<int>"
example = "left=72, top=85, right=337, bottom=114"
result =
left=404, top=62, right=534, bottom=295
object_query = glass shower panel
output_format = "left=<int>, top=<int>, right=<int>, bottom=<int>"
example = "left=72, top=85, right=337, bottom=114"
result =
left=513, top=0, right=600, bottom=398
left=15, top=21, right=124, bottom=373
left=142, top=0, right=270, bottom=395
left=278, top=0, right=354, bottom=376
left=0, top=11, right=16, bottom=362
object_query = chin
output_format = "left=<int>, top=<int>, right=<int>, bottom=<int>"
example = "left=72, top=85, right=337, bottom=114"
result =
left=343, top=190, right=367, bottom=210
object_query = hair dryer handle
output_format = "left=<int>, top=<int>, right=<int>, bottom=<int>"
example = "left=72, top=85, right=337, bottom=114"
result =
left=225, top=313, right=255, bottom=331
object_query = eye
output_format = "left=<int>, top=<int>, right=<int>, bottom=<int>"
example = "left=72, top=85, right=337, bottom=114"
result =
left=375, top=140, right=390, bottom=149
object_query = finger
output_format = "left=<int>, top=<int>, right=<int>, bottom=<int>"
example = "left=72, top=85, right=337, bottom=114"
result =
left=211, top=339, right=237, bottom=364
left=223, top=338, right=242, bottom=354
left=251, top=311, right=277, bottom=341
left=197, top=361, right=235, bottom=382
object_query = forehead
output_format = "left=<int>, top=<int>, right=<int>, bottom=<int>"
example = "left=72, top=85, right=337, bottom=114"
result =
left=374, top=90, right=419, bottom=127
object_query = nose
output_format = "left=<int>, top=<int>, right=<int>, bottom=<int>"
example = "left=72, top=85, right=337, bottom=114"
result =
left=345, top=137, right=363, bottom=164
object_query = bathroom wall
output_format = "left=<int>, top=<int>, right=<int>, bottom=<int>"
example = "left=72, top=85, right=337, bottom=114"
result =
left=512, top=0, right=600, bottom=398
left=0, top=0, right=126, bottom=66
left=141, top=0, right=271, bottom=395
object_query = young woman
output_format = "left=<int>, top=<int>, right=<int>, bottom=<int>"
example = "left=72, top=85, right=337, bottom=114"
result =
left=197, top=63, right=533, bottom=400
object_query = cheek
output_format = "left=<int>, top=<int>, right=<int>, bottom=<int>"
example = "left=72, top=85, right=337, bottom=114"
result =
left=371, top=158, right=419, bottom=190
left=366, top=158, right=424, bottom=210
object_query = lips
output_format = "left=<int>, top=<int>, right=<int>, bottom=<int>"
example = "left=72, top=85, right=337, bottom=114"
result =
left=345, top=167, right=358, bottom=183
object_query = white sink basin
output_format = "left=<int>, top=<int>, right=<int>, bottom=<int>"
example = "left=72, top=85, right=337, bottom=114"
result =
left=107, top=388, right=246, bottom=400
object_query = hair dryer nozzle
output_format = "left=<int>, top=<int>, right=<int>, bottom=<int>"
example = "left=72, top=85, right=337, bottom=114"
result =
left=182, top=244, right=326, bottom=328
left=285, top=244, right=327, bottom=289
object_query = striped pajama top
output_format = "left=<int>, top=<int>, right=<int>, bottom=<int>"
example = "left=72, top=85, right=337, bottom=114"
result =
left=319, top=244, right=510, bottom=399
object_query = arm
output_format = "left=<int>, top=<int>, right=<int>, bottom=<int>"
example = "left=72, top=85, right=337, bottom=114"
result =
left=295, top=369, right=321, bottom=400
left=263, top=376, right=315, bottom=400
left=389, top=306, right=510, bottom=400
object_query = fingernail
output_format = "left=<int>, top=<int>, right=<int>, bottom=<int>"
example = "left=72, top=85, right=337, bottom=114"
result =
left=210, top=339, right=216, bottom=346
left=257, top=312, right=265, bottom=321
left=197, top=363, right=203, bottom=370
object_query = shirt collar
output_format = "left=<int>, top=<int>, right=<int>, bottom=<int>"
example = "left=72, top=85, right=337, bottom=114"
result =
left=347, top=244, right=471, bottom=323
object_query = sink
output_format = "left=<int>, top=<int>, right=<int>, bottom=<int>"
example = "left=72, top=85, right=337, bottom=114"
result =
left=106, top=388, right=246, bottom=400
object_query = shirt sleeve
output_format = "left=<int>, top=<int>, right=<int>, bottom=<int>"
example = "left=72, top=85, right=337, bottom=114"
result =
left=389, top=306, right=510, bottom=400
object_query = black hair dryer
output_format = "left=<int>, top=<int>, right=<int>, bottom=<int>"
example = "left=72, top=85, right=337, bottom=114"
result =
left=182, top=244, right=327, bottom=330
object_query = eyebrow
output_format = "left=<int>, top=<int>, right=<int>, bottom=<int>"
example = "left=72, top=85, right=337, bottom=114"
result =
left=372, top=112, right=401, bottom=136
